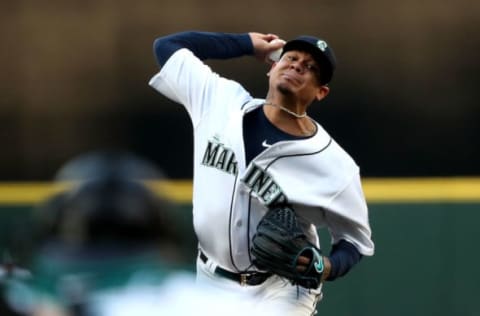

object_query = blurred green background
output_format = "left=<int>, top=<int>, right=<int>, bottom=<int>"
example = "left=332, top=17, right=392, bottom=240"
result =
left=1, top=197, right=479, bottom=316
left=1, top=1, right=480, bottom=315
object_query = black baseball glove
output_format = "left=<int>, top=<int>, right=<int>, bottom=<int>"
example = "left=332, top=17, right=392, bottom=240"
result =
left=250, top=204, right=324, bottom=289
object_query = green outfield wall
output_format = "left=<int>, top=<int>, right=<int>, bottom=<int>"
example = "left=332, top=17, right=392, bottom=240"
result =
left=1, top=178, right=479, bottom=316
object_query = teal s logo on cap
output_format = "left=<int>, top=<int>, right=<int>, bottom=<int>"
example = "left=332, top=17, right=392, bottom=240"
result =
left=317, top=40, right=328, bottom=52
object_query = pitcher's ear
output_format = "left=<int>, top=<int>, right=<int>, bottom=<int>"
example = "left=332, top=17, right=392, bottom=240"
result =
left=315, top=85, right=330, bottom=101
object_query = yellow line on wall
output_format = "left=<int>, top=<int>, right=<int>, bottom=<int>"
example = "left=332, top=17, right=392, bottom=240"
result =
left=0, top=178, right=479, bottom=205
left=0, top=182, right=68, bottom=205
left=362, top=177, right=480, bottom=203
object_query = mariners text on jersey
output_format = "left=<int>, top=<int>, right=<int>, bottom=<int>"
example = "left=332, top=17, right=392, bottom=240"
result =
left=202, top=139, right=238, bottom=175
left=241, top=164, right=287, bottom=206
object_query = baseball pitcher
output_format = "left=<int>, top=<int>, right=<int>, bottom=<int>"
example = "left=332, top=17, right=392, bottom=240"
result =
left=149, top=31, right=374, bottom=315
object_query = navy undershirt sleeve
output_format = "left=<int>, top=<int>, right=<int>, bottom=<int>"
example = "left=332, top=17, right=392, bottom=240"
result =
left=326, top=239, right=363, bottom=281
left=153, top=31, right=254, bottom=66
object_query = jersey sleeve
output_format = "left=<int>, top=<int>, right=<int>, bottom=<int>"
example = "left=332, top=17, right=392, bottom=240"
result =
left=325, top=174, right=374, bottom=256
left=324, top=173, right=375, bottom=256
left=148, top=49, right=251, bottom=127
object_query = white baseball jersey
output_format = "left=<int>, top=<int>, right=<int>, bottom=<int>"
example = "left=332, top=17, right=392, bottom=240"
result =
left=149, top=48, right=374, bottom=272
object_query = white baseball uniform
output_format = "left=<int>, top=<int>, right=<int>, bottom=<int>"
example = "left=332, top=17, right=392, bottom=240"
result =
left=149, top=48, right=374, bottom=315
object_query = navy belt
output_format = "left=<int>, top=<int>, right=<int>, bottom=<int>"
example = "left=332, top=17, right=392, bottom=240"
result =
left=199, top=251, right=271, bottom=286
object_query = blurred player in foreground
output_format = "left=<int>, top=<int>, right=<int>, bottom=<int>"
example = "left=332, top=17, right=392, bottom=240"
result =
left=3, top=151, right=272, bottom=316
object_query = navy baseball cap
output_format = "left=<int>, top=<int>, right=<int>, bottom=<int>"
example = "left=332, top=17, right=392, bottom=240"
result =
left=281, top=36, right=337, bottom=85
